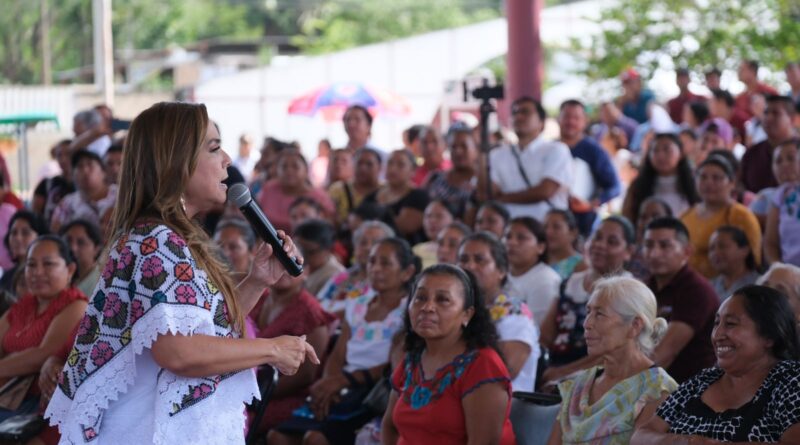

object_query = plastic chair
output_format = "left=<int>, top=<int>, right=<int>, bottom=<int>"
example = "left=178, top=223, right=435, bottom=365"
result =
left=246, top=366, right=279, bottom=445
left=510, top=392, right=562, bottom=445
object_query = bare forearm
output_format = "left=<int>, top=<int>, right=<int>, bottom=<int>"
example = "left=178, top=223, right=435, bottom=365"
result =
left=236, top=275, right=267, bottom=314
left=0, top=348, right=53, bottom=378
left=152, top=334, right=278, bottom=378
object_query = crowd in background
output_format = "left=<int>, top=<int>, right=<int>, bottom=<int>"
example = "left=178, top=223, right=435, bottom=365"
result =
left=1, top=59, right=800, bottom=444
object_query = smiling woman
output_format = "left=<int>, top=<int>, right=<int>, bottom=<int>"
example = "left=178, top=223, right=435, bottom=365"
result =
left=633, top=285, right=800, bottom=444
left=0, top=235, right=88, bottom=423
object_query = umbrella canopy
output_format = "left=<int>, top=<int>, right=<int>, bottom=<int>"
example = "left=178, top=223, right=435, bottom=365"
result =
left=0, top=111, right=59, bottom=126
left=0, top=112, right=60, bottom=197
left=287, top=82, right=411, bottom=122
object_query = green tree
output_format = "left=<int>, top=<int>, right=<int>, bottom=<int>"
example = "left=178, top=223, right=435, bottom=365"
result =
left=294, top=0, right=500, bottom=54
left=572, top=0, right=800, bottom=80
left=0, top=0, right=262, bottom=85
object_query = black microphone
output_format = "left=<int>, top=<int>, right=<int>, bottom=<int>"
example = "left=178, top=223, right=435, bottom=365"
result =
left=227, top=183, right=303, bottom=277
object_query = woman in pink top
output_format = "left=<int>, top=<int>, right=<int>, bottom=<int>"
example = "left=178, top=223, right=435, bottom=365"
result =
left=256, top=150, right=335, bottom=232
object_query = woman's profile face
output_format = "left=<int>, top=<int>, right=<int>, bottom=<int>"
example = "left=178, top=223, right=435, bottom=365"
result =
left=9, top=218, right=37, bottom=261
left=458, top=240, right=504, bottom=295
left=583, top=293, right=632, bottom=356
left=184, top=122, right=231, bottom=215
left=25, top=240, right=75, bottom=300
left=712, top=295, right=774, bottom=374
left=409, top=273, right=472, bottom=341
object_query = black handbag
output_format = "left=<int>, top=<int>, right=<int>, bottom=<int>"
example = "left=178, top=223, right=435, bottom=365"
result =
left=362, top=377, right=391, bottom=415
left=0, top=414, right=47, bottom=443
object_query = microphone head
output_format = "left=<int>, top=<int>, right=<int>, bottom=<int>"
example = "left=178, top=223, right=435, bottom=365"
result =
left=227, top=183, right=252, bottom=208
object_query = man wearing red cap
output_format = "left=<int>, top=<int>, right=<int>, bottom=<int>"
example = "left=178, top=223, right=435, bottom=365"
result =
left=618, top=68, right=655, bottom=124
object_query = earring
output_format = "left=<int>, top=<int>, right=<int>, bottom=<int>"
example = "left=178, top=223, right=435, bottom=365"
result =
left=462, top=321, right=469, bottom=328
left=180, top=195, right=187, bottom=213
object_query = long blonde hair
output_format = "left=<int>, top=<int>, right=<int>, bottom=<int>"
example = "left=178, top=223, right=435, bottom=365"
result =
left=110, top=102, right=245, bottom=332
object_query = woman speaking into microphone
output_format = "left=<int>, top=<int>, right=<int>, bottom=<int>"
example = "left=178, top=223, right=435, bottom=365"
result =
left=45, top=102, right=319, bottom=444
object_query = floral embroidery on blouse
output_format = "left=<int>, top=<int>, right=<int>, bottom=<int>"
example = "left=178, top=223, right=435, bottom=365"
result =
left=400, top=350, right=479, bottom=409
left=51, top=222, right=247, bottom=440
left=319, top=267, right=370, bottom=303
left=489, top=293, right=533, bottom=322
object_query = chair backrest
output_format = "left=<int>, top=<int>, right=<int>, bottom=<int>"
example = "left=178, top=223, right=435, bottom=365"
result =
left=246, top=366, right=279, bottom=445
left=510, top=393, right=562, bottom=445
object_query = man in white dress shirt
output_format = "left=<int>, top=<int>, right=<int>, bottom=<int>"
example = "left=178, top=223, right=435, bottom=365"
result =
left=477, top=96, right=573, bottom=222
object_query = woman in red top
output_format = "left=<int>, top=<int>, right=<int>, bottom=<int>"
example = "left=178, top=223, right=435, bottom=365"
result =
left=250, top=272, right=336, bottom=435
left=0, top=235, right=88, bottom=422
left=382, top=264, right=516, bottom=445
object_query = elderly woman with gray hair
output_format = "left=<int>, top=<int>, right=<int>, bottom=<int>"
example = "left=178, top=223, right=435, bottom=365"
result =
left=758, top=262, right=800, bottom=323
left=316, top=220, right=394, bottom=314
left=548, top=276, right=678, bottom=445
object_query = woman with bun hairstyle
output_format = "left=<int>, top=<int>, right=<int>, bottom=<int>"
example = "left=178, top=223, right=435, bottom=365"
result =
left=548, top=276, right=677, bottom=445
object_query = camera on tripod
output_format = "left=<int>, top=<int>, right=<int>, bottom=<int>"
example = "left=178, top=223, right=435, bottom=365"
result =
left=462, top=78, right=504, bottom=103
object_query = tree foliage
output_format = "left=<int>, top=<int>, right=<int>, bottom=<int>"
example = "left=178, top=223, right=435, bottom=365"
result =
left=292, top=0, right=500, bottom=54
left=572, top=0, right=800, bottom=80
left=0, top=0, right=262, bottom=85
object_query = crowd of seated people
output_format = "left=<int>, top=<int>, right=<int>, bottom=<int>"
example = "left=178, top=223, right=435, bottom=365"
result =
left=2, top=58, right=800, bottom=444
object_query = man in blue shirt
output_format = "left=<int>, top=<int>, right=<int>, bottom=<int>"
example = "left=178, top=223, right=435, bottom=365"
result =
left=558, top=100, right=622, bottom=236
left=619, top=68, right=655, bottom=124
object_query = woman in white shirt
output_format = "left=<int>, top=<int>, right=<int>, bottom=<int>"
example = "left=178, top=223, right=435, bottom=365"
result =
left=459, top=232, right=540, bottom=391
left=503, top=216, right=561, bottom=327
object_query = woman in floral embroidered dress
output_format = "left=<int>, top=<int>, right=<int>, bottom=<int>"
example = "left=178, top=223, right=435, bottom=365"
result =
left=316, top=220, right=394, bottom=315
left=458, top=231, right=540, bottom=391
left=45, top=102, right=318, bottom=445
left=547, top=276, right=677, bottom=445
left=381, top=264, right=516, bottom=444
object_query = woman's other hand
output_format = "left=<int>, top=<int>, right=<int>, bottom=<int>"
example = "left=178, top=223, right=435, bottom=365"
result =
left=247, top=231, right=304, bottom=287
left=268, top=335, right=319, bottom=376
left=39, top=355, right=65, bottom=402
left=308, top=373, right=348, bottom=419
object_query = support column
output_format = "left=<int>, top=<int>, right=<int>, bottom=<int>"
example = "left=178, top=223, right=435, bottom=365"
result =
left=93, top=0, right=114, bottom=106
left=506, top=0, right=543, bottom=104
